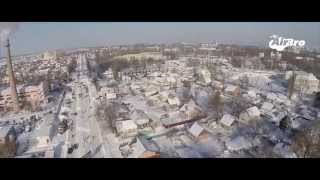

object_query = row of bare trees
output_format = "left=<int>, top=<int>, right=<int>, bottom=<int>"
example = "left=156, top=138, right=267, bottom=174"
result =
left=95, top=100, right=117, bottom=133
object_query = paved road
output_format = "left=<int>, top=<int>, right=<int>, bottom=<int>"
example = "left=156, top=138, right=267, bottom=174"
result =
left=67, top=54, right=107, bottom=158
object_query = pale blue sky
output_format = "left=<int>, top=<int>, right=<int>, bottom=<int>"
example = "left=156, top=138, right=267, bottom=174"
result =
left=2, top=22, right=320, bottom=56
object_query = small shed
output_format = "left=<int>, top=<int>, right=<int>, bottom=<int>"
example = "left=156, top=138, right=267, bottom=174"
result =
left=188, top=122, right=209, bottom=140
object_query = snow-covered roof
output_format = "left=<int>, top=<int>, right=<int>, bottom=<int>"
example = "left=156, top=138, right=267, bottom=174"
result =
left=0, top=82, right=46, bottom=96
left=220, top=114, right=236, bottom=127
left=131, top=110, right=149, bottom=125
left=260, top=102, right=274, bottom=113
left=168, top=96, right=181, bottom=106
left=188, top=122, right=205, bottom=137
left=239, top=106, right=261, bottom=122
left=225, top=85, right=238, bottom=92
left=246, top=106, right=261, bottom=117
left=116, top=120, right=138, bottom=132
left=180, top=99, right=202, bottom=113
left=145, top=88, right=158, bottom=97
left=294, top=71, right=318, bottom=81
left=161, top=112, right=188, bottom=127
left=247, top=90, right=257, bottom=98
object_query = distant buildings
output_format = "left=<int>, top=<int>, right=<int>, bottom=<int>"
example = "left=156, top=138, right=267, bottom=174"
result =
left=199, top=68, right=212, bottom=85
left=259, top=52, right=265, bottom=58
left=199, top=42, right=218, bottom=52
left=43, top=51, right=57, bottom=61
left=103, top=68, right=114, bottom=81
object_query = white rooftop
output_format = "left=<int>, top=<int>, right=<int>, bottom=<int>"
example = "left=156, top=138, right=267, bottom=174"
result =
left=260, top=102, right=274, bottom=113
left=117, top=120, right=138, bottom=131
left=225, top=85, right=238, bottom=92
left=220, top=114, right=236, bottom=127
left=188, top=122, right=204, bottom=137
left=246, top=106, right=261, bottom=117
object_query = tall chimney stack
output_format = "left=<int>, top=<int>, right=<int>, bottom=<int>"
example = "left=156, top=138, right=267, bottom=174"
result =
left=5, top=39, right=20, bottom=111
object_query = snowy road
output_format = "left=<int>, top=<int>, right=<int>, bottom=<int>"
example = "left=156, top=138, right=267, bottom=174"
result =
left=67, top=54, right=107, bottom=158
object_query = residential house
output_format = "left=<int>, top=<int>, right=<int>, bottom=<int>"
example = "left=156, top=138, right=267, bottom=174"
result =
left=199, top=68, right=212, bottom=85
left=179, top=99, right=205, bottom=121
left=239, top=106, right=261, bottom=123
left=131, top=109, right=150, bottom=129
left=260, top=102, right=274, bottom=114
left=115, top=120, right=138, bottom=139
left=220, top=114, right=236, bottom=127
left=188, top=122, right=210, bottom=140
left=224, top=84, right=240, bottom=96
left=294, top=72, right=319, bottom=94
left=0, top=81, right=49, bottom=111
left=167, top=94, right=181, bottom=106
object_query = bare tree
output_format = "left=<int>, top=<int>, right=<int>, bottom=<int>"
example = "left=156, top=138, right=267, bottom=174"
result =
left=288, top=72, right=296, bottom=100
left=208, top=90, right=224, bottom=119
left=0, top=142, right=16, bottom=158
left=291, top=121, right=320, bottom=158
left=208, top=64, right=216, bottom=80
left=229, top=96, right=250, bottom=117
left=96, top=101, right=117, bottom=132
left=240, top=75, right=249, bottom=90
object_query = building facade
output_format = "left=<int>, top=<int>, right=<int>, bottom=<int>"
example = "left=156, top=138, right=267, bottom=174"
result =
left=0, top=82, right=49, bottom=111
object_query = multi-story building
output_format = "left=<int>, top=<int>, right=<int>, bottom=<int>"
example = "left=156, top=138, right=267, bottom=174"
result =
left=286, top=71, right=320, bottom=94
left=0, top=82, right=49, bottom=111
left=294, top=72, right=319, bottom=94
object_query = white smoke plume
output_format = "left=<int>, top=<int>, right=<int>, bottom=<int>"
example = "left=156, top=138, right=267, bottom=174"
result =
left=0, top=22, right=19, bottom=44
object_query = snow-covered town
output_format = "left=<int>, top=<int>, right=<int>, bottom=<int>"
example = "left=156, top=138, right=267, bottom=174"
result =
left=1, top=22, right=320, bottom=158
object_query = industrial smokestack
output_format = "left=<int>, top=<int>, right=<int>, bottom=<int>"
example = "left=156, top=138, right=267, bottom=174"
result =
left=5, top=38, right=20, bottom=111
